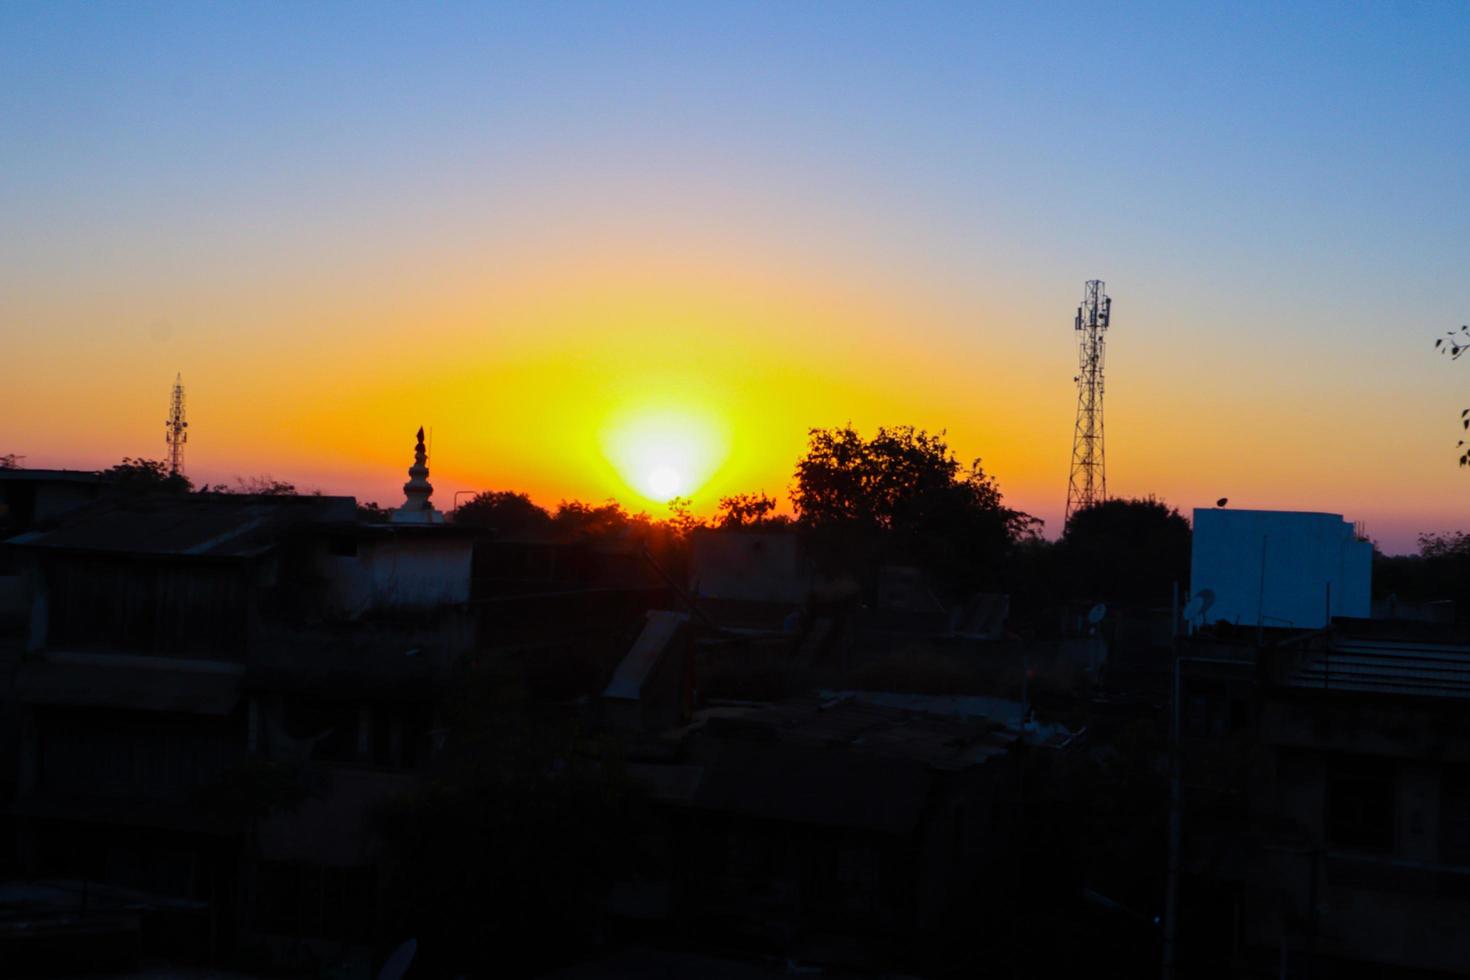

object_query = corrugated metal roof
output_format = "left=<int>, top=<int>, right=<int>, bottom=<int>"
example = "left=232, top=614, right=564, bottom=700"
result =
left=1288, top=637, right=1470, bottom=701
left=6, top=494, right=355, bottom=558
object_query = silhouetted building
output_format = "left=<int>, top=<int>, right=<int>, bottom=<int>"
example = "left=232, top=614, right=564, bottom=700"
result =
left=1, top=491, right=478, bottom=971
left=621, top=692, right=1075, bottom=971
left=1181, top=618, right=1470, bottom=977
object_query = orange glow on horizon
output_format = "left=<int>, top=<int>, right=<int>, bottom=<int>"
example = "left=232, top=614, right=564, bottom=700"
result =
left=3, top=238, right=1466, bottom=553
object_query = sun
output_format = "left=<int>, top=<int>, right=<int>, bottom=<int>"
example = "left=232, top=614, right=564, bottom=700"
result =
left=601, top=404, right=728, bottom=506
left=647, top=464, right=684, bottom=499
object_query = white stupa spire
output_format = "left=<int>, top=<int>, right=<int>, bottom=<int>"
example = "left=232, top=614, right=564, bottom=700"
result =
left=390, top=426, right=445, bottom=524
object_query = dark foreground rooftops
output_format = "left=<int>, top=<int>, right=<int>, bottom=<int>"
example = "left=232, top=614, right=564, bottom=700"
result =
left=5, top=493, right=356, bottom=558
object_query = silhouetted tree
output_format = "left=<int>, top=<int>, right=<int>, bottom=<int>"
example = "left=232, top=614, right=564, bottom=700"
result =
left=791, top=424, right=1038, bottom=593
left=1057, top=496, right=1191, bottom=605
left=0, top=454, right=22, bottom=470
left=716, top=491, right=789, bottom=528
left=356, top=500, right=392, bottom=522
left=1435, top=324, right=1470, bottom=466
left=664, top=496, right=704, bottom=538
left=1376, top=531, right=1470, bottom=621
left=1418, top=530, right=1470, bottom=558
left=199, top=476, right=298, bottom=495
left=453, top=490, right=552, bottom=537
left=102, top=457, right=192, bottom=494
left=552, top=498, right=636, bottom=539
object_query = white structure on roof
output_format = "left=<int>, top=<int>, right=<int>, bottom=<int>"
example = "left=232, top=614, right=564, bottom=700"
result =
left=391, top=426, right=444, bottom=525
left=1190, top=508, right=1371, bottom=630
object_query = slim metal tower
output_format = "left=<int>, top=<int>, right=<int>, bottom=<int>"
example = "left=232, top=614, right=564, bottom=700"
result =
left=165, top=373, right=188, bottom=476
left=1065, top=280, right=1111, bottom=523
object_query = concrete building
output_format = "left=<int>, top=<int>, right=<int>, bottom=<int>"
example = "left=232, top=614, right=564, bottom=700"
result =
left=0, top=487, right=481, bottom=972
left=1190, top=509, right=1371, bottom=631
left=1179, top=619, right=1470, bottom=976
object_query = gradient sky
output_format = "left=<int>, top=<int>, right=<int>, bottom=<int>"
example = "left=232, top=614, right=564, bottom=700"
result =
left=3, top=2, right=1468, bottom=552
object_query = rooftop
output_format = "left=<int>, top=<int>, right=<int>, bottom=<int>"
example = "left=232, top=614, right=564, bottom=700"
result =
left=0, top=468, right=105, bottom=484
left=5, top=493, right=356, bottom=558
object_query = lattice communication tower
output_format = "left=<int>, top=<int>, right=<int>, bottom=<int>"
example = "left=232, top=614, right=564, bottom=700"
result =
left=166, top=373, right=188, bottom=477
left=1065, top=280, right=1111, bottom=523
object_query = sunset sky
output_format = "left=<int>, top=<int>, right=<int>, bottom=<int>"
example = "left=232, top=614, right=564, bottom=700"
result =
left=3, top=2, right=1468, bottom=552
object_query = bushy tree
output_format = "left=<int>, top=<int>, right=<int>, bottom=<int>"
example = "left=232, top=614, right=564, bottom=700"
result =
left=716, top=491, right=789, bottom=528
left=453, top=490, right=552, bottom=537
left=199, top=476, right=298, bottom=495
left=552, top=498, right=637, bottom=539
left=356, top=500, right=392, bottom=523
left=1058, top=496, right=1191, bottom=605
left=1376, top=531, right=1470, bottom=621
left=102, top=457, right=192, bottom=494
left=791, top=424, right=1038, bottom=593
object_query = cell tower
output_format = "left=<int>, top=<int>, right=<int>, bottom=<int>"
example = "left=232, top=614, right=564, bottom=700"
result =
left=165, top=373, right=188, bottom=476
left=1065, top=280, right=1111, bottom=523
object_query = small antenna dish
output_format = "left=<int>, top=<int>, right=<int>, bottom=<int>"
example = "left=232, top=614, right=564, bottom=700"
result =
left=1216, top=497, right=1228, bottom=508
left=1182, top=589, right=1215, bottom=623
left=1086, top=603, right=1107, bottom=625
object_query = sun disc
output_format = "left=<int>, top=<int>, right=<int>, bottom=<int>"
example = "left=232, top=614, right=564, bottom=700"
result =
left=648, top=464, right=684, bottom=499
left=600, top=403, right=729, bottom=506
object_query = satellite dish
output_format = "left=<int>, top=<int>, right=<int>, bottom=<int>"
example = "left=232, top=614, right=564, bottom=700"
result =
left=377, top=939, right=417, bottom=980
left=1216, top=497, right=1229, bottom=508
left=1086, top=603, right=1107, bottom=625
left=1181, top=589, right=1215, bottom=623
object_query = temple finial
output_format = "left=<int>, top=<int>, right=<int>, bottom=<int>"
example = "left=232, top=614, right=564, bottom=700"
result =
left=390, top=425, right=444, bottom=524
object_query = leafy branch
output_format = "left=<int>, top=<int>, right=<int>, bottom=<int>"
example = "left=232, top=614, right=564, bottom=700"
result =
left=1437, top=326, right=1470, bottom=467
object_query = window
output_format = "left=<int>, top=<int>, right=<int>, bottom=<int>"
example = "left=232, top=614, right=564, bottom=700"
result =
left=1326, top=757, right=1396, bottom=853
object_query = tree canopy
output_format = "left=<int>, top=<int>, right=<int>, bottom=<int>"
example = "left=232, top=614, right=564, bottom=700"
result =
left=102, top=457, right=193, bottom=494
left=791, top=424, right=1038, bottom=593
left=715, top=491, right=788, bottom=529
left=1058, top=496, right=1191, bottom=605
left=452, top=490, right=553, bottom=537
